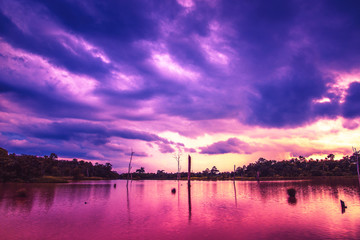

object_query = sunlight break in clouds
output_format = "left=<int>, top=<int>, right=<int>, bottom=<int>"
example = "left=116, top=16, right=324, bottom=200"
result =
left=177, top=0, right=195, bottom=8
left=152, top=53, right=200, bottom=80
left=1, top=0, right=360, bottom=173
left=0, top=41, right=97, bottom=98
left=329, top=72, right=360, bottom=103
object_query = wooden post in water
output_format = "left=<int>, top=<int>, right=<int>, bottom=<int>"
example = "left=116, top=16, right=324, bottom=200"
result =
left=352, top=147, right=360, bottom=187
left=356, top=152, right=360, bottom=187
left=188, top=155, right=191, bottom=186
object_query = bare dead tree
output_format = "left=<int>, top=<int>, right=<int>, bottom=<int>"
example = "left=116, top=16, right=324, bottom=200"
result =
left=173, top=151, right=182, bottom=180
left=127, top=149, right=134, bottom=187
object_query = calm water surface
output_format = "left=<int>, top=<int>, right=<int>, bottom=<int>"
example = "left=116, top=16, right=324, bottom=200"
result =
left=0, top=179, right=360, bottom=240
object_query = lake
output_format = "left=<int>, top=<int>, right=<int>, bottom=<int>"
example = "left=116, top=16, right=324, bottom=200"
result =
left=0, top=178, right=360, bottom=240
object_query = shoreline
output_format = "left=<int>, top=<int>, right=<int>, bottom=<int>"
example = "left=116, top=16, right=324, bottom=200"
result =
left=2, top=175, right=358, bottom=183
left=2, top=176, right=118, bottom=183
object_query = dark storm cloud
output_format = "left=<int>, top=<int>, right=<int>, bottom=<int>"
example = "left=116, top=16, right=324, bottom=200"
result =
left=2, top=0, right=359, bottom=128
left=0, top=11, right=110, bottom=78
left=303, top=0, right=360, bottom=70
left=19, top=121, right=170, bottom=144
left=342, top=82, right=360, bottom=118
left=245, top=56, right=335, bottom=127
left=1, top=0, right=360, bottom=166
left=1, top=119, right=179, bottom=160
left=31, top=0, right=183, bottom=67
left=33, top=0, right=162, bottom=41
left=0, top=77, right=98, bottom=119
left=216, top=0, right=360, bottom=127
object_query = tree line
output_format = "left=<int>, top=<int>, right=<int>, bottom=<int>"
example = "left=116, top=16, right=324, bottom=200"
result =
left=122, top=154, right=359, bottom=180
left=1, top=146, right=358, bottom=182
left=0, top=147, right=119, bottom=182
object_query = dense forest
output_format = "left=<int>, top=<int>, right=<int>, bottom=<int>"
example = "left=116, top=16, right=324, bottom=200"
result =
left=1, top=146, right=359, bottom=182
left=122, top=154, right=360, bottom=180
left=0, top=147, right=120, bottom=182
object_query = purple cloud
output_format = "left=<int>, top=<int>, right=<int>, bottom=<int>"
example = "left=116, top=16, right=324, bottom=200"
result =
left=185, top=148, right=197, bottom=153
left=342, top=119, right=359, bottom=130
left=157, top=142, right=175, bottom=154
left=343, top=82, right=360, bottom=118
left=1, top=0, right=360, bottom=171
left=200, top=138, right=254, bottom=155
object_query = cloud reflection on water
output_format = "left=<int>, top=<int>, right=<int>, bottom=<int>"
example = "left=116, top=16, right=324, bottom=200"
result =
left=0, top=179, right=359, bottom=239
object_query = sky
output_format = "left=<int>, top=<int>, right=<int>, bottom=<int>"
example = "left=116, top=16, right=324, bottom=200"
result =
left=1, top=0, right=360, bottom=173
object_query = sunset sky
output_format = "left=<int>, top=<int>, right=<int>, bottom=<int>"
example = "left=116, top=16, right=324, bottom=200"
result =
left=1, top=0, right=360, bottom=173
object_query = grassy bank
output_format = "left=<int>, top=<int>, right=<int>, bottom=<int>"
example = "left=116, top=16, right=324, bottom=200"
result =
left=31, top=176, right=70, bottom=183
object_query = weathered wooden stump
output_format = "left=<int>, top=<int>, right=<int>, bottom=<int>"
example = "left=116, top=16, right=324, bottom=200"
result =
left=287, top=188, right=296, bottom=198
left=340, top=200, right=347, bottom=209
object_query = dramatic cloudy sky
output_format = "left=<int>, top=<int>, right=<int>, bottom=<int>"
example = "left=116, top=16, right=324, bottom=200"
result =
left=1, top=0, right=360, bottom=173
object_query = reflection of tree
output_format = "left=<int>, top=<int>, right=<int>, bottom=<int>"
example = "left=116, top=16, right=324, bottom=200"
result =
left=67, top=184, right=93, bottom=203
left=233, top=181, right=237, bottom=207
left=126, top=182, right=132, bottom=224
left=287, top=196, right=297, bottom=205
left=177, top=181, right=180, bottom=207
left=38, top=184, right=56, bottom=211
left=248, top=178, right=360, bottom=204
left=188, top=183, right=191, bottom=222
left=92, top=184, right=111, bottom=199
left=0, top=184, right=58, bottom=214
left=8, top=187, right=35, bottom=214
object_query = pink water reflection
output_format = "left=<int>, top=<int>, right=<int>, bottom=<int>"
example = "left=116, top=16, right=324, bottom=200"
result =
left=0, top=179, right=359, bottom=240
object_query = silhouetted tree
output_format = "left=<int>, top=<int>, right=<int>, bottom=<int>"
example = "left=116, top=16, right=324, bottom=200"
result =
left=210, top=166, right=219, bottom=175
left=50, top=153, right=58, bottom=160
left=136, top=167, right=145, bottom=173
